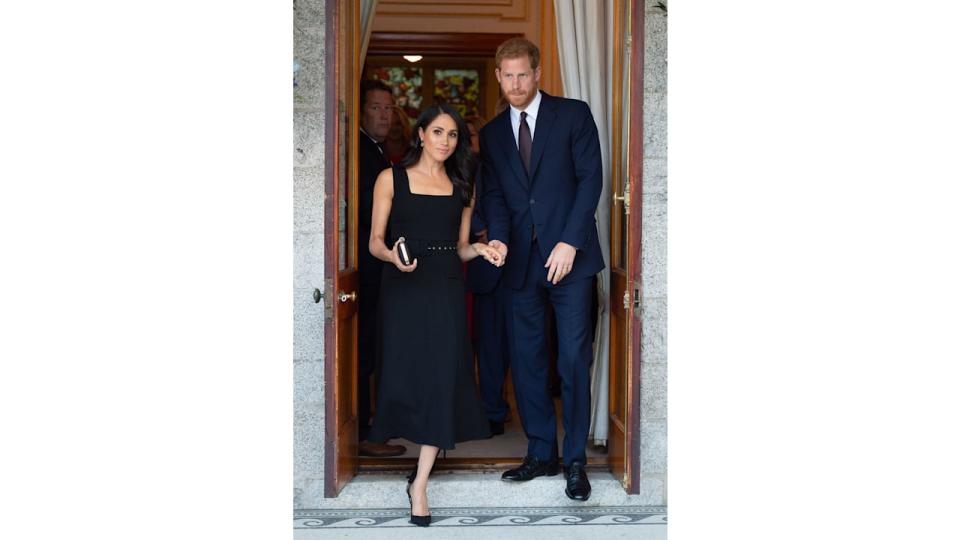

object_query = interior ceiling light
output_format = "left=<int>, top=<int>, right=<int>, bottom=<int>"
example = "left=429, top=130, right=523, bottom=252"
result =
left=403, top=55, right=423, bottom=63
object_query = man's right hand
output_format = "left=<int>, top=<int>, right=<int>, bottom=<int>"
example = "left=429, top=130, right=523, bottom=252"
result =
left=488, top=239, right=509, bottom=262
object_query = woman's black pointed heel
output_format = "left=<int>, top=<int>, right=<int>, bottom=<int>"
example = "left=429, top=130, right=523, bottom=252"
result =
left=406, top=481, right=432, bottom=527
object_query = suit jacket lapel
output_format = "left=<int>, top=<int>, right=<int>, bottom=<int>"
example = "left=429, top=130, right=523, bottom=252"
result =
left=527, top=92, right=556, bottom=185
left=495, top=111, right=529, bottom=191
left=361, top=133, right=390, bottom=169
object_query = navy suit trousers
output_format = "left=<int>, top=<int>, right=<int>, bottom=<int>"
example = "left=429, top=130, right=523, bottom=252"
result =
left=506, top=240, right=593, bottom=466
left=473, top=284, right=511, bottom=423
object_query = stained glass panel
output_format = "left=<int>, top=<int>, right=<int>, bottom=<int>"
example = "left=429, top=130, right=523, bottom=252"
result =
left=367, top=66, right=423, bottom=120
left=434, top=69, right=480, bottom=119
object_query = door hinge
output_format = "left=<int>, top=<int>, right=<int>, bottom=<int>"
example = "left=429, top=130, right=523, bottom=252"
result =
left=323, top=277, right=334, bottom=320
left=625, top=288, right=642, bottom=311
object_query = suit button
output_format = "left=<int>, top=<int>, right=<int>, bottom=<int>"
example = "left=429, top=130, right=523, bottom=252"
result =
left=529, top=198, right=535, bottom=205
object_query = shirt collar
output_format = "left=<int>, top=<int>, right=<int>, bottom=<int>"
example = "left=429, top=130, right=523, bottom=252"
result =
left=510, top=90, right=542, bottom=123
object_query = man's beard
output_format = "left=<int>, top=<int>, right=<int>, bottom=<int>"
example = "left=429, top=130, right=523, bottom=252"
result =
left=509, top=90, right=531, bottom=105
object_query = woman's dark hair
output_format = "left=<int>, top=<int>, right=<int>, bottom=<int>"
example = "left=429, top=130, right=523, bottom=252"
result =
left=401, top=103, right=477, bottom=206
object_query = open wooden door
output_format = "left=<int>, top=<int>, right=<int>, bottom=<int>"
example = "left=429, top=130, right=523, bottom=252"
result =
left=608, top=0, right=644, bottom=493
left=323, top=0, right=361, bottom=497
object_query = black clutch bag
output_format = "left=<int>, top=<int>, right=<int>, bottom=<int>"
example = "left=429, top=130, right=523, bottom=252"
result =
left=397, top=238, right=413, bottom=266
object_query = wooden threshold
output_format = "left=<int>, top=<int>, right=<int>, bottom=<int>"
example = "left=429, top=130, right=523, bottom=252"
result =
left=358, top=456, right=610, bottom=473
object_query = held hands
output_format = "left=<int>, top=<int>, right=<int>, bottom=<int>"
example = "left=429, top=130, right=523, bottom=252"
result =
left=545, top=241, right=577, bottom=284
left=472, top=242, right=504, bottom=267
left=391, top=237, right=418, bottom=272
left=488, top=239, right=509, bottom=263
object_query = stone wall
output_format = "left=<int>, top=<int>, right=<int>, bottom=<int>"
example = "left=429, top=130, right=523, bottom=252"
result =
left=293, top=0, right=327, bottom=509
left=638, top=0, right=668, bottom=506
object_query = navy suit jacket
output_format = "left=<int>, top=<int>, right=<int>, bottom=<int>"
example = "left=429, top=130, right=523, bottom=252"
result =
left=479, top=92, right=605, bottom=289
left=465, top=164, right=503, bottom=294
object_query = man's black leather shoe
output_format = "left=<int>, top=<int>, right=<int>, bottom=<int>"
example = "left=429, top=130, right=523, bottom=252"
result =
left=564, top=461, right=591, bottom=501
left=487, top=420, right=505, bottom=437
left=501, top=455, right=560, bottom=481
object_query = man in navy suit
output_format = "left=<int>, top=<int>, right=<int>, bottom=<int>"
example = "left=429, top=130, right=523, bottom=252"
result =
left=480, top=38, right=604, bottom=501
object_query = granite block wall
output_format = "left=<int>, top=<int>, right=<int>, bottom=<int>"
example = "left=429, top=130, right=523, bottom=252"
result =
left=638, top=0, right=668, bottom=506
left=293, top=0, right=326, bottom=510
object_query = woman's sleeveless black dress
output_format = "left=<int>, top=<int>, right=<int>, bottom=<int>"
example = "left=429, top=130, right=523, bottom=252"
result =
left=367, top=166, right=491, bottom=449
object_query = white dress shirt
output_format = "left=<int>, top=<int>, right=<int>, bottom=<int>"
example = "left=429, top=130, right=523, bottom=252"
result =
left=509, top=90, right=542, bottom=149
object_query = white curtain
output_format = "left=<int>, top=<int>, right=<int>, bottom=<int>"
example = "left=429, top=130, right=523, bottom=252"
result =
left=359, top=0, right=378, bottom=69
left=554, top=0, right=614, bottom=446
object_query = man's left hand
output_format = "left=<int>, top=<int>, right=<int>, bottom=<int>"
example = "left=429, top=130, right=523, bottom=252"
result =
left=545, top=242, right=577, bottom=284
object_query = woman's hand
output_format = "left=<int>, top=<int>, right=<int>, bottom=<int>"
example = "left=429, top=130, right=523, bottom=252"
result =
left=391, top=237, right=418, bottom=272
left=472, top=242, right=504, bottom=267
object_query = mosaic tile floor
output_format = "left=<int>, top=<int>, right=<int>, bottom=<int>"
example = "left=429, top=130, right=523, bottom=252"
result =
left=295, top=505, right=666, bottom=528
left=295, top=471, right=665, bottom=537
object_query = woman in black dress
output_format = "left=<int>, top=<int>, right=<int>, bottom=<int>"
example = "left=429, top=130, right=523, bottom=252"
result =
left=367, top=104, right=503, bottom=526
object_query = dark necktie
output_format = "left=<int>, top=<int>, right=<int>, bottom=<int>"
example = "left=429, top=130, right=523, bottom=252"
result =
left=519, top=111, right=532, bottom=175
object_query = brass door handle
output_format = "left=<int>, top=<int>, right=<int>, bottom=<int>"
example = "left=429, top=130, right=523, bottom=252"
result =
left=613, top=179, right=631, bottom=215
left=338, top=291, right=357, bottom=303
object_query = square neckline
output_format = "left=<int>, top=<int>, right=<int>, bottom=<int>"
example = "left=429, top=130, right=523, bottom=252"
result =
left=403, top=166, right=455, bottom=197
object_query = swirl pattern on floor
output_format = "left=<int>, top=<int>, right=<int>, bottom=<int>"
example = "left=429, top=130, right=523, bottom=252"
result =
left=294, top=506, right=667, bottom=528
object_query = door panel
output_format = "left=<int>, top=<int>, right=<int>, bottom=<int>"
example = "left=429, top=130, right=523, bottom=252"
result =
left=334, top=271, right=358, bottom=490
left=324, top=0, right=361, bottom=497
left=609, top=268, right=628, bottom=482
left=608, top=0, right=643, bottom=493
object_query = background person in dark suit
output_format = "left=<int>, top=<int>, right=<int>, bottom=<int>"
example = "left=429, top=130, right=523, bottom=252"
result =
left=464, top=115, right=511, bottom=437
left=357, top=79, right=406, bottom=457
left=480, top=38, right=604, bottom=501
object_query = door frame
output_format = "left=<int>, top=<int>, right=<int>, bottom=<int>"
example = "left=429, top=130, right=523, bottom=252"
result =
left=605, top=0, right=644, bottom=494
left=321, top=0, right=339, bottom=497
left=322, top=0, right=361, bottom=498
left=321, top=1, right=648, bottom=497
left=625, top=0, right=645, bottom=493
